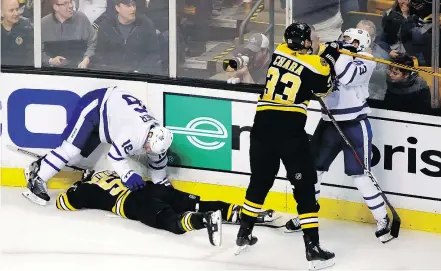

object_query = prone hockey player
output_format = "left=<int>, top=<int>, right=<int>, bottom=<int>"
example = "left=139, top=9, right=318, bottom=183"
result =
left=289, top=28, right=393, bottom=244
left=56, top=170, right=279, bottom=246
left=235, top=22, right=335, bottom=270
left=23, top=86, right=174, bottom=206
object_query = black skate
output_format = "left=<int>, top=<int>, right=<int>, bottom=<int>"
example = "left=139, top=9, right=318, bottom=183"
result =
left=204, top=210, right=222, bottom=247
left=375, top=215, right=394, bottom=243
left=235, top=226, right=258, bottom=255
left=23, top=157, right=50, bottom=206
left=285, top=217, right=302, bottom=233
left=226, top=205, right=282, bottom=228
left=304, top=235, right=335, bottom=270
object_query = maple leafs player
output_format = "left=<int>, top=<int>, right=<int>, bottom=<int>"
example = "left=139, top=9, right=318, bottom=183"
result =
left=290, top=28, right=393, bottom=243
left=23, top=86, right=173, bottom=206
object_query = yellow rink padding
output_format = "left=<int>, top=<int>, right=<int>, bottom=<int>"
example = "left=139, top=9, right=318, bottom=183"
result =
left=2, top=167, right=440, bottom=234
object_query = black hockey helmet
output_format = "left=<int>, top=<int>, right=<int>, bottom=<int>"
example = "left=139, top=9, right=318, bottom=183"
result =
left=284, top=22, right=312, bottom=51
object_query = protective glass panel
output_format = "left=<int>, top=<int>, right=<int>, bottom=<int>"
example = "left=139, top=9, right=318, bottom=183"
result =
left=176, top=0, right=283, bottom=85
left=1, top=0, right=35, bottom=67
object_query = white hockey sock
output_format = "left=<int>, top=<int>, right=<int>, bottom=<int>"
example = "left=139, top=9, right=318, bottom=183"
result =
left=38, top=141, right=82, bottom=182
left=315, top=171, right=324, bottom=201
left=353, top=175, right=387, bottom=221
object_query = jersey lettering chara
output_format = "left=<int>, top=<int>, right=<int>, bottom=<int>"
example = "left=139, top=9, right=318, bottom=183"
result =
left=251, top=43, right=333, bottom=140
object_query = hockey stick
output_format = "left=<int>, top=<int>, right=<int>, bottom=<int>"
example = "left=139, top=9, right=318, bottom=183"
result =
left=314, top=98, right=401, bottom=238
left=7, top=145, right=86, bottom=172
left=338, top=49, right=441, bottom=78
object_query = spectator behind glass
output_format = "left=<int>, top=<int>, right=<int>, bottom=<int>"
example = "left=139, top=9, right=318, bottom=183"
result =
left=384, top=54, right=431, bottom=114
left=356, top=19, right=389, bottom=100
left=377, top=0, right=412, bottom=59
left=400, top=0, right=441, bottom=67
left=225, top=33, right=271, bottom=85
left=1, top=0, right=34, bottom=66
left=92, top=0, right=162, bottom=75
left=41, top=0, right=97, bottom=68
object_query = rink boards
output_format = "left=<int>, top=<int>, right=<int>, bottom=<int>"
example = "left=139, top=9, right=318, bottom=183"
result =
left=0, top=73, right=440, bottom=234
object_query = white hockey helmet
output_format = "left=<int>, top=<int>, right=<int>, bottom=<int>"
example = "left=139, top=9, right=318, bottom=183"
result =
left=146, top=126, right=173, bottom=154
left=341, top=28, right=371, bottom=52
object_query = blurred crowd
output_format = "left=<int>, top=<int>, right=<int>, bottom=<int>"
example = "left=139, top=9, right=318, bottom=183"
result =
left=1, top=0, right=440, bottom=115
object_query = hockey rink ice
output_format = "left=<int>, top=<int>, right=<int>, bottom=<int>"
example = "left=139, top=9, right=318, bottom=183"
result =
left=1, top=187, right=440, bottom=271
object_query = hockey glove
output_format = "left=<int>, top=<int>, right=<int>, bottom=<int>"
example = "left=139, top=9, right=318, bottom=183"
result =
left=340, top=43, right=358, bottom=54
left=321, top=41, right=341, bottom=69
left=81, top=169, right=95, bottom=182
left=123, top=171, right=146, bottom=191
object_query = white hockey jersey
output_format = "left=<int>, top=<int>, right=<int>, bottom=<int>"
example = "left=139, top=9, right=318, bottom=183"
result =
left=96, top=87, right=167, bottom=185
left=321, top=52, right=376, bottom=121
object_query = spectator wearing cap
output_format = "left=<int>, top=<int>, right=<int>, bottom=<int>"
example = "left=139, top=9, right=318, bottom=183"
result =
left=92, top=0, right=162, bottom=74
left=384, top=54, right=431, bottom=114
left=41, top=0, right=97, bottom=68
left=1, top=0, right=34, bottom=66
left=226, top=33, right=271, bottom=85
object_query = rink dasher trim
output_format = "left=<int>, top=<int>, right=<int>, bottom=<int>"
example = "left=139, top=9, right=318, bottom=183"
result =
left=1, top=167, right=440, bottom=234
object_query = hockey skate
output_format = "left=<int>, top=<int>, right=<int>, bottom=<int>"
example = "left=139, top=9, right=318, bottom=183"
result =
left=226, top=205, right=283, bottom=228
left=204, top=210, right=222, bottom=247
left=235, top=225, right=258, bottom=255
left=375, top=215, right=394, bottom=243
left=23, top=157, right=50, bottom=206
left=285, top=217, right=302, bottom=233
left=303, top=235, right=335, bottom=270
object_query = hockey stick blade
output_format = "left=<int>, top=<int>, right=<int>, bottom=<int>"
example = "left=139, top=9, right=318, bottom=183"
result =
left=315, top=97, right=401, bottom=238
left=223, top=221, right=285, bottom=229
left=7, top=144, right=86, bottom=172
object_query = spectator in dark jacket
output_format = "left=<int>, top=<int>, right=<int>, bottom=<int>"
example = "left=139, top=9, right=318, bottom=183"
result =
left=384, top=54, right=431, bottom=114
left=93, top=0, right=162, bottom=75
left=1, top=0, right=34, bottom=66
left=377, top=0, right=413, bottom=59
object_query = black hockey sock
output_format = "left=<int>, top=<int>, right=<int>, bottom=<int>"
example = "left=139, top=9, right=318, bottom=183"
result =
left=198, top=201, right=233, bottom=220
left=303, top=228, right=320, bottom=245
left=178, top=211, right=205, bottom=232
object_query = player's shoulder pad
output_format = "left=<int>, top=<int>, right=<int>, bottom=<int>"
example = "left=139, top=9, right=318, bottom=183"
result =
left=302, top=54, right=331, bottom=76
left=274, top=44, right=330, bottom=76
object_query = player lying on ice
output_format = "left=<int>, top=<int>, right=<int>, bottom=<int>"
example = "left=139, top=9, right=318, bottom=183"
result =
left=55, top=170, right=282, bottom=247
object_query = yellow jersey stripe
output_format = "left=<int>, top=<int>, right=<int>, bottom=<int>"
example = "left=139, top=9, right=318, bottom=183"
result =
left=242, top=209, right=259, bottom=218
left=62, top=194, right=77, bottom=211
left=298, top=213, right=318, bottom=219
left=256, top=105, right=307, bottom=114
left=301, top=223, right=319, bottom=229
left=226, top=204, right=235, bottom=221
left=118, top=192, right=131, bottom=219
left=56, top=194, right=63, bottom=210
left=244, top=199, right=263, bottom=209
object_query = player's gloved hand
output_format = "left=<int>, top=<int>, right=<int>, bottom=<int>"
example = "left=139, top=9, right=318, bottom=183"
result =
left=321, top=41, right=341, bottom=69
left=123, top=171, right=146, bottom=191
left=340, top=43, right=358, bottom=54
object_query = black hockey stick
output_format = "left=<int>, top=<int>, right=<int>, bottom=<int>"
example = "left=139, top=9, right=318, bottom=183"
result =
left=315, top=97, right=401, bottom=238
left=7, top=145, right=86, bottom=172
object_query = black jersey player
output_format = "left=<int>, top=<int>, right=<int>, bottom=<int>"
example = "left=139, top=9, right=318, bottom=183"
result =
left=56, top=170, right=279, bottom=246
left=235, top=22, right=336, bottom=270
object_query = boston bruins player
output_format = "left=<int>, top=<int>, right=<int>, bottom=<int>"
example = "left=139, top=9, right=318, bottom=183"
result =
left=234, top=22, right=336, bottom=270
left=56, top=170, right=278, bottom=246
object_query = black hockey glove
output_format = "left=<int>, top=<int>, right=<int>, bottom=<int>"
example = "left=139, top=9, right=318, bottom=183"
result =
left=81, top=169, right=95, bottom=182
left=340, top=43, right=358, bottom=54
left=321, top=41, right=341, bottom=70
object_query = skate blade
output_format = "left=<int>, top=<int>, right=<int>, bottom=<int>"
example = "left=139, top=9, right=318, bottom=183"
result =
left=211, top=210, right=222, bottom=247
left=308, top=258, right=335, bottom=270
left=234, top=244, right=249, bottom=256
left=284, top=228, right=302, bottom=233
left=22, top=188, right=48, bottom=206
left=379, top=233, right=394, bottom=244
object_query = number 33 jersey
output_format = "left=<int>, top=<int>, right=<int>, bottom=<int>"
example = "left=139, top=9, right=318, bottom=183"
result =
left=252, top=43, right=333, bottom=140
left=96, top=87, right=161, bottom=184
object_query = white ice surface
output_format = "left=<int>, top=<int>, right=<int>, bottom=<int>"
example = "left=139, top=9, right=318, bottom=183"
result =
left=1, top=187, right=440, bottom=271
